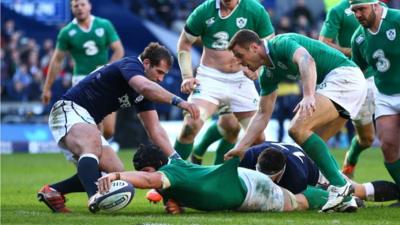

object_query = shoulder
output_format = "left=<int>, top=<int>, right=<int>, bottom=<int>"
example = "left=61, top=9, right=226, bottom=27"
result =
left=386, top=9, right=400, bottom=24
left=191, top=0, right=214, bottom=14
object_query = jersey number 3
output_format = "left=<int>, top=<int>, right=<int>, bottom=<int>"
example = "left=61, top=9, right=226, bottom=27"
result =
left=83, top=40, right=99, bottom=56
left=372, top=49, right=390, bottom=73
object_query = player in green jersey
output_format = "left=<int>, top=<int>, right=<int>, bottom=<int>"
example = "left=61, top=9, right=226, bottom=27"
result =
left=174, top=0, right=275, bottom=163
left=42, top=0, right=124, bottom=141
left=319, top=0, right=380, bottom=178
left=350, top=0, right=400, bottom=194
left=225, top=30, right=368, bottom=212
left=95, top=144, right=357, bottom=213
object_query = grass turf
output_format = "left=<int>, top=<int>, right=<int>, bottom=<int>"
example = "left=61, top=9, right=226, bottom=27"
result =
left=1, top=148, right=399, bottom=225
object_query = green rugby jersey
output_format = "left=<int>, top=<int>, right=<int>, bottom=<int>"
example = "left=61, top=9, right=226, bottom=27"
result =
left=56, top=16, right=120, bottom=75
left=320, top=0, right=360, bottom=49
left=185, top=0, right=274, bottom=50
left=158, top=157, right=247, bottom=211
left=260, top=33, right=357, bottom=96
left=351, top=8, right=400, bottom=95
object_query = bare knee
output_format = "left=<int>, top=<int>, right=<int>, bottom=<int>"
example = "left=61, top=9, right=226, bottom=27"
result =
left=357, top=134, right=374, bottom=148
left=380, top=141, right=400, bottom=162
left=178, top=117, right=204, bottom=142
left=288, top=125, right=305, bottom=143
left=64, top=124, right=102, bottom=157
left=218, top=117, right=240, bottom=142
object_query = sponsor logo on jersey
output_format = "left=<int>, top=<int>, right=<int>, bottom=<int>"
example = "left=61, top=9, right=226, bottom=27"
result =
left=69, top=29, right=77, bottom=37
left=118, top=94, right=132, bottom=108
left=95, top=28, right=105, bottom=37
left=236, top=17, right=247, bottom=29
left=134, top=95, right=144, bottom=103
left=205, top=17, right=215, bottom=27
left=277, top=61, right=288, bottom=70
left=355, top=35, right=365, bottom=44
left=386, top=29, right=396, bottom=41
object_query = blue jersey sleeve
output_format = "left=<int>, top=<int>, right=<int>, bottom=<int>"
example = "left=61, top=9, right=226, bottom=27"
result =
left=118, top=57, right=145, bottom=82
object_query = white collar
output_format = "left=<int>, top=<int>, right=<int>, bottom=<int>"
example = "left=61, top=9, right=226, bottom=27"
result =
left=216, top=0, right=241, bottom=19
left=368, top=7, right=388, bottom=35
left=72, top=15, right=95, bottom=33
left=263, top=39, right=275, bottom=69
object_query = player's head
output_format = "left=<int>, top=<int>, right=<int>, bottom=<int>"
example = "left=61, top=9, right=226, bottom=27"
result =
left=228, top=29, right=265, bottom=72
left=140, top=42, right=174, bottom=83
left=256, top=147, right=287, bottom=182
left=349, top=0, right=380, bottom=28
left=133, top=144, right=168, bottom=172
left=70, top=0, right=92, bottom=22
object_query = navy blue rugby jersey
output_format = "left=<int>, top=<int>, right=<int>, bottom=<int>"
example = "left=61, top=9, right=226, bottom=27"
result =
left=62, top=56, right=155, bottom=123
left=239, top=141, right=320, bottom=194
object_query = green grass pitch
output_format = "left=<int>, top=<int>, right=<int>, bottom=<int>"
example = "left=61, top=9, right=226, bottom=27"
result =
left=1, top=148, right=399, bottom=225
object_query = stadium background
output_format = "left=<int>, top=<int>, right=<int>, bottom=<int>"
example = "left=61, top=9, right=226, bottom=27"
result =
left=1, top=0, right=399, bottom=154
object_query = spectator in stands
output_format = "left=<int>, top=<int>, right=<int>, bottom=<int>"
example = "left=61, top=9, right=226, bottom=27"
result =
left=276, top=16, right=294, bottom=34
left=8, top=63, right=32, bottom=101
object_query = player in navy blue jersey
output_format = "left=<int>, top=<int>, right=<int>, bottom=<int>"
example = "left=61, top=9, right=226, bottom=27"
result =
left=240, top=141, right=400, bottom=203
left=37, top=42, right=199, bottom=213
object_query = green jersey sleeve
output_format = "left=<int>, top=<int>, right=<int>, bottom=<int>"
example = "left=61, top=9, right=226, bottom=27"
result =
left=185, top=4, right=206, bottom=37
left=55, top=28, right=69, bottom=51
left=259, top=68, right=278, bottom=96
left=103, top=19, right=120, bottom=44
left=351, top=29, right=368, bottom=71
left=320, top=6, right=341, bottom=39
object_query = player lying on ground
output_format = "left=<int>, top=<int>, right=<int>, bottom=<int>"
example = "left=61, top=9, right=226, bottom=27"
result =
left=96, top=144, right=358, bottom=214
left=239, top=141, right=400, bottom=203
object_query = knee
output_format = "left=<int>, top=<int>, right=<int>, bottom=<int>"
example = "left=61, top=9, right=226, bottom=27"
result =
left=219, top=120, right=241, bottom=141
left=381, top=142, right=399, bottom=162
left=358, top=135, right=374, bottom=148
left=288, top=125, right=303, bottom=142
left=179, top=118, right=203, bottom=140
left=66, top=129, right=102, bottom=157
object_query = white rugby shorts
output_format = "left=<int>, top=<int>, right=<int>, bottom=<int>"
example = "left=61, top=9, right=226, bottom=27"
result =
left=237, top=168, right=285, bottom=212
left=316, top=66, right=367, bottom=120
left=189, top=64, right=259, bottom=113
left=353, top=77, right=377, bottom=125
left=374, top=91, right=400, bottom=119
left=49, top=100, right=109, bottom=147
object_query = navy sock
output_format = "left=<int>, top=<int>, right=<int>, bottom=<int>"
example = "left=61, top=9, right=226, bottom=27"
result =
left=77, top=154, right=101, bottom=197
left=50, top=174, right=84, bottom=194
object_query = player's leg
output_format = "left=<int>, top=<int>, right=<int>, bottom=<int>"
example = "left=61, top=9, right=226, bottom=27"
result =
left=343, top=81, right=376, bottom=178
left=212, top=113, right=241, bottom=164
left=343, top=122, right=374, bottom=178
left=351, top=180, right=400, bottom=202
left=374, top=92, right=400, bottom=189
left=174, top=98, right=218, bottom=159
left=377, top=115, right=400, bottom=186
left=289, top=94, right=348, bottom=187
left=100, top=112, right=116, bottom=140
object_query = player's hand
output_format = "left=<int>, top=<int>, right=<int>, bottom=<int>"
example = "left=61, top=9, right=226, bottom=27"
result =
left=242, top=66, right=258, bottom=80
left=146, top=189, right=163, bottom=204
left=97, top=173, right=116, bottom=194
left=224, top=147, right=245, bottom=161
left=180, top=78, right=200, bottom=94
left=165, top=199, right=184, bottom=214
left=41, top=89, right=52, bottom=105
left=294, top=95, right=316, bottom=119
left=177, top=101, right=200, bottom=120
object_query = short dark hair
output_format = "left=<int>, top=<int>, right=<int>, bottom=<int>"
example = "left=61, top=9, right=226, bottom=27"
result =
left=133, top=144, right=168, bottom=171
left=257, top=147, right=287, bottom=175
left=139, top=42, right=174, bottom=68
left=228, top=29, right=263, bottom=51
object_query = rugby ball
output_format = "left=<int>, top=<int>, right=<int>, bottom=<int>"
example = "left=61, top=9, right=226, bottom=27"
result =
left=97, top=180, right=135, bottom=212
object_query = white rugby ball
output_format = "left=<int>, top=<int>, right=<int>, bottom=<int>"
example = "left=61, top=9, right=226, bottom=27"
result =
left=97, top=180, right=135, bottom=213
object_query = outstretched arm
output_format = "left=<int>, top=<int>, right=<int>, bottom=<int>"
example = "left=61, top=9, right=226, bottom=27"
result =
left=225, top=92, right=277, bottom=160
left=128, top=76, right=199, bottom=120
left=41, top=49, right=66, bottom=105
left=97, top=171, right=163, bottom=194
left=109, top=40, right=124, bottom=63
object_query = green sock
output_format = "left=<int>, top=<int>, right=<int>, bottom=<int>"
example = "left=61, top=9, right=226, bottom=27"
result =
left=214, top=139, right=235, bottom=165
left=302, top=186, right=329, bottom=209
left=193, top=121, right=223, bottom=158
left=174, top=140, right=193, bottom=160
left=384, top=159, right=400, bottom=187
left=301, top=133, right=346, bottom=186
left=346, top=137, right=369, bottom=165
